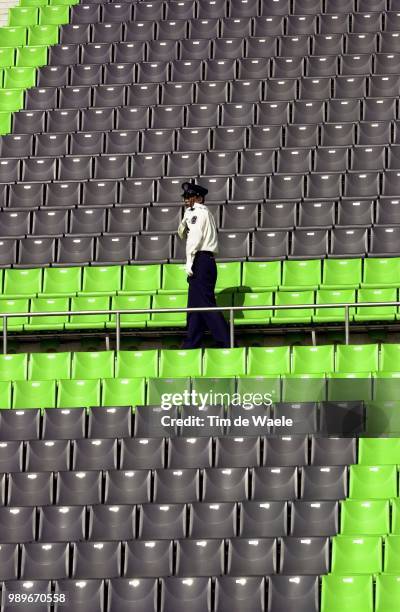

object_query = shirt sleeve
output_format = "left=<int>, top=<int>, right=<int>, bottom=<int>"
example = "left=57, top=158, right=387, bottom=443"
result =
left=185, top=210, right=206, bottom=275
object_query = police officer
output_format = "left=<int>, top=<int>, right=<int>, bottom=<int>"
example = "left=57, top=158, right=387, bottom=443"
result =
left=178, top=181, right=230, bottom=349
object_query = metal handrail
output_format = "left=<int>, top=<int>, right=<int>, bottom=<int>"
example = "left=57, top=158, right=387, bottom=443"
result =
left=2, top=300, right=399, bottom=354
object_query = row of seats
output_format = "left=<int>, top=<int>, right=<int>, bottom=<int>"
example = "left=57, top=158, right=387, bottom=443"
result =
left=1, top=259, right=399, bottom=296
left=0, top=431, right=361, bottom=465
left=5, top=147, right=400, bottom=180
left=1, top=574, right=388, bottom=612
left=3, top=201, right=400, bottom=238
left=33, top=54, right=400, bottom=82
left=4, top=174, right=400, bottom=203
left=0, top=345, right=399, bottom=379
left=7, top=152, right=400, bottom=182
left=5, top=432, right=393, bottom=465
left=0, top=537, right=367, bottom=578
left=1, top=466, right=390, bottom=504
left=36, top=40, right=400, bottom=65
left=0, top=228, right=399, bottom=266
left=10, top=108, right=400, bottom=140
left=31, top=55, right=400, bottom=83
left=0, top=375, right=397, bottom=409
left=12, top=116, right=400, bottom=147
left=3, top=286, right=400, bottom=331
left=40, top=33, right=400, bottom=59
left=22, top=76, right=400, bottom=111
left=66, top=8, right=400, bottom=32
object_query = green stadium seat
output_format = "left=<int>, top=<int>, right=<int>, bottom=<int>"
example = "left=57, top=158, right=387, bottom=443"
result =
left=39, top=5, right=70, bottom=24
left=28, top=352, right=71, bottom=381
left=192, top=376, right=235, bottom=400
left=322, top=258, right=362, bottom=289
left=80, top=266, right=121, bottom=296
left=327, top=372, right=372, bottom=402
left=107, top=295, right=150, bottom=329
left=272, top=291, right=314, bottom=324
left=57, top=379, right=101, bottom=408
left=241, top=261, right=281, bottom=291
left=102, top=377, right=145, bottom=408
left=281, top=259, right=321, bottom=291
left=13, top=379, right=56, bottom=409
left=380, top=344, right=400, bottom=373
left=120, top=264, right=161, bottom=295
left=247, top=346, right=291, bottom=376
left=375, top=573, right=400, bottom=612
left=237, top=376, right=281, bottom=404
left=0, top=111, right=10, bottom=134
left=233, top=292, right=272, bottom=325
left=50, top=0, right=79, bottom=5
left=365, top=400, right=400, bottom=436
left=21, top=0, right=48, bottom=7
left=338, top=499, right=385, bottom=540
left=148, top=294, right=186, bottom=327
left=0, top=381, right=11, bottom=408
left=4, top=65, right=36, bottom=88
left=281, top=374, right=326, bottom=403
left=321, top=574, right=373, bottom=612
left=373, top=372, right=400, bottom=403
left=9, top=7, right=39, bottom=26
left=71, top=351, right=115, bottom=380
left=0, top=88, right=24, bottom=111
left=147, top=377, right=190, bottom=405
left=0, top=299, right=29, bottom=331
left=203, top=347, right=246, bottom=377
left=215, top=262, right=241, bottom=292
left=362, top=257, right=400, bottom=288
left=292, top=345, right=334, bottom=375
left=15, top=45, right=47, bottom=67
left=159, top=264, right=187, bottom=294
left=0, top=353, right=27, bottom=381
left=391, top=498, right=400, bottom=535
left=359, top=438, right=400, bottom=465
left=349, top=464, right=397, bottom=500
left=331, top=535, right=383, bottom=573
left=384, top=536, right=400, bottom=572
left=28, top=24, right=59, bottom=45
left=40, top=267, right=81, bottom=297
left=65, top=296, right=110, bottom=329
left=0, top=48, right=15, bottom=68
left=354, top=288, right=397, bottom=322
left=0, top=26, right=27, bottom=47
left=25, top=297, right=69, bottom=331
left=335, top=344, right=379, bottom=373
left=4, top=267, right=42, bottom=297
left=159, top=349, right=202, bottom=378
left=314, top=289, right=356, bottom=323
left=115, top=350, right=158, bottom=378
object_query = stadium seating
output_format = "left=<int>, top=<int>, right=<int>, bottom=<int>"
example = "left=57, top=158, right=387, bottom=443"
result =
left=0, top=0, right=400, bottom=609
left=0, top=259, right=398, bottom=332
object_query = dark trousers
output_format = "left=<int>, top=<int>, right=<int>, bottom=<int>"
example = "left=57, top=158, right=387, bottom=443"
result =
left=182, top=251, right=230, bottom=349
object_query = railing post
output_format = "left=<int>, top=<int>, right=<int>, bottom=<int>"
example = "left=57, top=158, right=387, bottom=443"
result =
left=345, top=305, right=350, bottom=345
left=116, top=311, right=120, bottom=353
left=3, top=315, right=6, bottom=355
left=229, top=308, right=234, bottom=348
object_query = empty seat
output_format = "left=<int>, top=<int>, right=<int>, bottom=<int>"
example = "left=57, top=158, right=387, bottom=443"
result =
left=371, top=226, right=400, bottom=256
left=215, top=576, right=264, bottom=612
left=57, top=237, right=93, bottom=265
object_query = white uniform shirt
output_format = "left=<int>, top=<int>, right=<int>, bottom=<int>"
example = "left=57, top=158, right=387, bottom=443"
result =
left=177, top=202, right=218, bottom=275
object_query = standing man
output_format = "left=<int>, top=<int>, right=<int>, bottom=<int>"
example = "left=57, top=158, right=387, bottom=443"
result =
left=178, top=181, right=230, bottom=349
